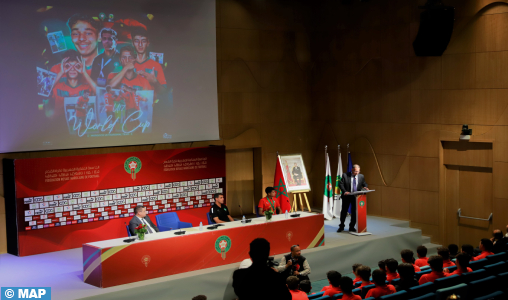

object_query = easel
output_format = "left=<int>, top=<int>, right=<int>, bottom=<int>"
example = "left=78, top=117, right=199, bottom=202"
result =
left=290, top=191, right=311, bottom=213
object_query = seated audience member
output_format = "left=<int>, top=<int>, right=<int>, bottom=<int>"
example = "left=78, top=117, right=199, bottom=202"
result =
left=473, top=239, right=494, bottom=261
left=384, top=259, right=400, bottom=283
left=445, top=253, right=472, bottom=276
left=320, top=271, right=342, bottom=297
left=299, top=280, right=312, bottom=295
left=277, top=245, right=311, bottom=281
left=461, top=244, right=475, bottom=261
left=448, top=244, right=459, bottom=259
left=286, top=276, right=309, bottom=300
left=352, top=263, right=363, bottom=285
left=378, top=260, right=386, bottom=271
left=415, top=245, right=429, bottom=267
left=492, top=229, right=508, bottom=253
left=357, top=265, right=373, bottom=289
left=192, top=296, right=207, bottom=300
left=394, top=263, right=418, bottom=292
left=339, top=276, right=362, bottom=300
left=418, top=255, right=447, bottom=284
left=233, top=238, right=291, bottom=300
left=209, top=193, right=234, bottom=223
left=401, top=249, right=421, bottom=272
left=128, top=205, right=159, bottom=235
left=258, top=187, right=281, bottom=216
left=365, top=269, right=396, bottom=299
left=437, top=247, right=455, bottom=268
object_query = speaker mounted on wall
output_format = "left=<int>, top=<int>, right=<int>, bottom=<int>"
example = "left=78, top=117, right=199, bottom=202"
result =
left=413, top=1, right=455, bottom=56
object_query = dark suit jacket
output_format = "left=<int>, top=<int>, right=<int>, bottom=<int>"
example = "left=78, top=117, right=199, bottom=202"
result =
left=339, top=172, right=368, bottom=196
left=129, top=215, right=160, bottom=236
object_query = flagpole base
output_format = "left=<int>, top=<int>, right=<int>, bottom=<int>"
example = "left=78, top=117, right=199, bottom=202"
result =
left=349, top=232, right=372, bottom=236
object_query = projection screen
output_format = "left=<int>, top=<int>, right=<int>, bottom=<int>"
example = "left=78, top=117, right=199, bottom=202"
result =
left=0, top=0, right=218, bottom=153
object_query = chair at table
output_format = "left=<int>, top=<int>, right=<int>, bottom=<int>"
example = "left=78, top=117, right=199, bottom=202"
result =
left=435, top=283, right=468, bottom=300
left=461, top=268, right=487, bottom=284
left=126, top=225, right=132, bottom=237
left=469, top=258, right=489, bottom=270
left=206, top=212, right=215, bottom=225
left=434, top=274, right=461, bottom=290
left=467, top=275, right=497, bottom=299
left=473, top=290, right=505, bottom=300
left=408, top=292, right=435, bottom=300
left=483, top=261, right=507, bottom=276
left=407, top=282, right=435, bottom=299
left=360, top=284, right=375, bottom=299
left=486, top=252, right=507, bottom=263
left=155, top=212, right=193, bottom=231
left=379, top=290, right=407, bottom=300
left=308, top=291, right=324, bottom=299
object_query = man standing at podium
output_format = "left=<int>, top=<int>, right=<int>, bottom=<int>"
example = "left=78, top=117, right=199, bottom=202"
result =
left=338, top=164, right=368, bottom=232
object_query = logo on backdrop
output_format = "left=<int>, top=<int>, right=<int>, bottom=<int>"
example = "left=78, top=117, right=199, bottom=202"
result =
left=124, top=156, right=142, bottom=180
left=2, top=287, right=51, bottom=299
left=141, top=255, right=151, bottom=267
left=215, top=235, right=231, bottom=260
left=286, top=231, right=293, bottom=241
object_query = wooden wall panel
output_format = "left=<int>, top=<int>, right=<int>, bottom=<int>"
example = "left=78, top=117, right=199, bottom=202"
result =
left=381, top=187, right=410, bottom=220
left=443, top=141, right=493, bottom=168
left=442, top=54, right=476, bottom=90
left=226, top=149, right=255, bottom=216
left=409, top=157, right=439, bottom=192
left=409, top=190, right=439, bottom=226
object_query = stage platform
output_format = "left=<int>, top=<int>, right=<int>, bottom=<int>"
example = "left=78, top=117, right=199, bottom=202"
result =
left=0, top=215, right=433, bottom=300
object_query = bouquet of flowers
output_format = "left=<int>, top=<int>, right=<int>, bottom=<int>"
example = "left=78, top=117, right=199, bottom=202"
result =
left=134, top=224, right=148, bottom=240
left=264, top=207, right=274, bottom=221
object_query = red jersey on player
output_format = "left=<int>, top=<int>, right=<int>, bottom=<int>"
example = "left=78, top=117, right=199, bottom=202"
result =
left=103, top=92, right=115, bottom=112
left=51, top=82, right=92, bottom=117
left=75, top=96, right=89, bottom=117
left=134, top=58, right=167, bottom=87
left=107, top=72, right=152, bottom=91
left=119, top=91, right=136, bottom=110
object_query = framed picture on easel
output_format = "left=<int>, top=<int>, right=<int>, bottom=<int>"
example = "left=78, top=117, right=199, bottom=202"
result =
left=279, top=154, right=311, bottom=193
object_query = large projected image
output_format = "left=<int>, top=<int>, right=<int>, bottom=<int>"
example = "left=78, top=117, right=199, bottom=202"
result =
left=0, top=0, right=218, bottom=152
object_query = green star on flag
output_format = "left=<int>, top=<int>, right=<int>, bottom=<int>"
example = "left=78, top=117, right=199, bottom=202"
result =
left=274, top=178, right=288, bottom=198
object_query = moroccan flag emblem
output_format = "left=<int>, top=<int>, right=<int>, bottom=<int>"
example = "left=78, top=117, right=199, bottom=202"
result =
left=359, top=201, right=365, bottom=207
left=124, top=156, right=142, bottom=180
left=215, top=235, right=232, bottom=260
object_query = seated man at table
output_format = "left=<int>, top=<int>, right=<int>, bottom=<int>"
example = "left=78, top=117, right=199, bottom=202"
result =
left=129, top=205, right=159, bottom=236
left=233, top=238, right=291, bottom=300
left=276, top=245, right=311, bottom=281
left=210, top=193, right=234, bottom=223
left=258, top=187, right=281, bottom=216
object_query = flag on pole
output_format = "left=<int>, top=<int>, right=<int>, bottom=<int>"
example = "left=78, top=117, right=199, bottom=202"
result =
left=323, top=153, right=334, bottom=220
left=333, top=150, right=343, bottom=218
left=347, top=150, right=353, bottom=214
left=274, top=156, right=291, bottom=213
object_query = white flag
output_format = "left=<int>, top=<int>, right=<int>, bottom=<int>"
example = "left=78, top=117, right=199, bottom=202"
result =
left=323, top=153, right=334, bottom=220
left=333, top=151, right=343, bottom=218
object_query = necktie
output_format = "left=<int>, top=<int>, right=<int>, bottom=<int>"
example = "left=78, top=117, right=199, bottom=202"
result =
left=353, top=176, right=357, bottom=192
left=141, top=218, right=153, bottom=234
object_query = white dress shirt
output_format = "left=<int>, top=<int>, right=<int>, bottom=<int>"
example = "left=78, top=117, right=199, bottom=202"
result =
left=137, top=216, right=157, bottom=234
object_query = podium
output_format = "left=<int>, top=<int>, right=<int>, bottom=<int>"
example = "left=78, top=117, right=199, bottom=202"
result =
left=348, top=190, right=375, bottom=236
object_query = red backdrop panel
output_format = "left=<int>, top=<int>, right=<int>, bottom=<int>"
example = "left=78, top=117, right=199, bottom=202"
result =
left=14, top=146, right=226, bottom=256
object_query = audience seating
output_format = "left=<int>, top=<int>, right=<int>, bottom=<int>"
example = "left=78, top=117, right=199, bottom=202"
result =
left=206, top=212, right=215, bottom=225
left=414, top=269, right=431, bottom=280
left=308, top=292, right=324, bottom=299
left=461, top=268, right=487, bottom=284
left=379, top=290, right=407, bottom=300
left=126, top=225, right=132, bottom=237
left=364, top=298, right=375, bottom=300
left=419, top=265, right=430, bottom=270
left=155, top=212, right=193, bottom=231
left=484, top=261, right=507, bottom=276
left=445, top=265, right=456, bottom=273
left=467, top=275, right=497, bottom=299
left=435, top=283, right=468, bottom=300
left=469, top=258, right=489, bottom=270
left=390, top=278, right=400, bottom=285
left=352, top=288, right=361, bottom=296
left=313, top=296, right=331, bottom=300
left=486, top=252, right=507, bottom=263
left=360, top=284, right=375, bottom=299
left=433, top=274, right=461, bottom=290
left=473, top=290, right=505, bottom=300
left=495, top=271, right=508, bottom=286
left=354, top=281, right=362, bottom=288
left=408, top=293, right=435, bottom=300
left=407, top=282, right=434, bottom=299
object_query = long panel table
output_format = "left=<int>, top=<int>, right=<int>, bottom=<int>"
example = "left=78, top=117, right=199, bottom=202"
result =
left=83, top=212, right=324, bottom=288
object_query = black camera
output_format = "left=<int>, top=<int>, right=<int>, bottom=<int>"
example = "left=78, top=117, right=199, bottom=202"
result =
left=267, top=256, right=279, bottom=268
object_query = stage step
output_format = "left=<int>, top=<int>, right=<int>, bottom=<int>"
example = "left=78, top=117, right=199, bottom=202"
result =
left=423, top=241, right=442, bottom=256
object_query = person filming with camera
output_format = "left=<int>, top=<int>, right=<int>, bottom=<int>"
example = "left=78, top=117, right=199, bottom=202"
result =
left=277, top=245, right=311, bottom=281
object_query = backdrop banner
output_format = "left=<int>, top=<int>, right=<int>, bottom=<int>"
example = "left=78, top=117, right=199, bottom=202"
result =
left=7, top=146, right=225, bottom=256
